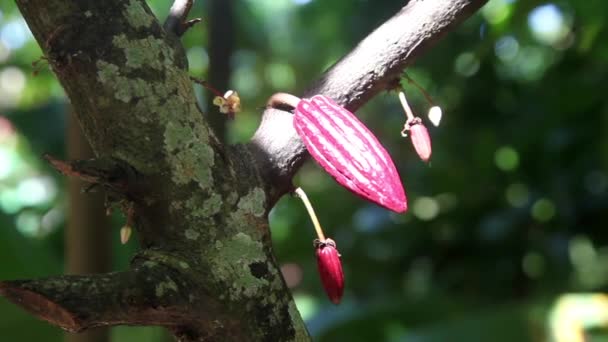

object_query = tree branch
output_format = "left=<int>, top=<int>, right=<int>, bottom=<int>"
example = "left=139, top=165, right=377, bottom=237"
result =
left=249, top=0, right=488, bottom=205
left=0, top=253, right=228, bottom=334
left=0, top=272, right=163, bottom=332
left=14, top=1, right=307, bottom=340
left=164, top=0, right=202, bottom=37
left=9, top=0, right=486, bottom=340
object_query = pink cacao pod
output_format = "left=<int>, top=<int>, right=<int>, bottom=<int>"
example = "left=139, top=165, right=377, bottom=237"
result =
left=293, top=95, right=407, bottom=213
left=409, top=121, right=432, bottom=162
left=315, top=238, right=344, bottom=305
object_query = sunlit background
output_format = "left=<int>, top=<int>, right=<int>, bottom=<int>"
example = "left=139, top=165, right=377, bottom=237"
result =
left=1, top=0, right=608, bottom=341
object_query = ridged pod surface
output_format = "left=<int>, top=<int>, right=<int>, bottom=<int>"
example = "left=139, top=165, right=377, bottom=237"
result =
left=294, top=95, right=407, bottom=213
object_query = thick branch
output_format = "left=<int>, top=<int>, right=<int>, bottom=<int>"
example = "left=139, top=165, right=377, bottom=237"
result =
left=250, top=0, right=488, bottom=204
left=0, top=253, right=229, bottom=335
left=0, top=272, right=157, bottom=332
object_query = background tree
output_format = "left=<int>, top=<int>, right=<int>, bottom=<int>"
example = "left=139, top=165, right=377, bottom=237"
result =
left=1, top=0, right=607, bottom=341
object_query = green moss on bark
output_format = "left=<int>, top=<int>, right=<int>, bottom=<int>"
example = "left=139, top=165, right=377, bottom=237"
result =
left=212, top=233, right=269, bottom=299
left=113, top=34, right=173, bottom=70
left=124, top=0, right=153, bottom=29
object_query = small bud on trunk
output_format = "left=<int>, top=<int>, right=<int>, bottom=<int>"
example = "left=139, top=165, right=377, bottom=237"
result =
left=315, top=238, right=344, bottom=304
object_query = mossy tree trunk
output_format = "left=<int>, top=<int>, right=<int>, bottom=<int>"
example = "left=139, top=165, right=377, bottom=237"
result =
left=1, top=0, right=487, bottom=341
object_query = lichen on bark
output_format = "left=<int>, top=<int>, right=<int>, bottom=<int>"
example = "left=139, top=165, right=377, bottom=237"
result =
left=6, top=0, right=488, bottom=340
left=123, top=0, right=153, bottom=29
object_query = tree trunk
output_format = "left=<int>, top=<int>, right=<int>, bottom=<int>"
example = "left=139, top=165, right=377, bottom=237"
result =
left=65, top=111, right=111, bottom=342
left=1, top=0, right=487, bottom=341
left=205, top=0, right=235, bottom=142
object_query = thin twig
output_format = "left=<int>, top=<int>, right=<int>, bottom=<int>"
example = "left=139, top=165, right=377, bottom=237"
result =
left=190, top=76, right=224, bottom=97
left=403, top=72, right=435, bottom=106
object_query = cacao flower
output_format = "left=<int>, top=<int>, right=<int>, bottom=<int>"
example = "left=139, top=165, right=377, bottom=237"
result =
left=293, top=95, right=407, bottom=213
left=315, top=238, right=344, bottom=305
left=405, top=118, right=432, bottom=162
left=213, top=90, right=241, bottom=118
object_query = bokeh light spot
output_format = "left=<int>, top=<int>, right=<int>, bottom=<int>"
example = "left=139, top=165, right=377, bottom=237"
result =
left=495, top=35, right=519, bottom=62
left=186, top=47, right=209, bottom=73
left=17, top=176, right=56, bottom=206
left=522, top=252, right=545, bottom=278
left=0, top=41, right=9, bottom=63
left=265, top=62, right=296, bottom=90
left=531, top=198, right=556, bottom=222
left=0, top=146, right=16, bottom=179
left=15, top=210, right=41, bottom=237
left=292, top=0, right=312, bottom=5
left=505, top=183, right=529, bottom=207
left=0, top=188, right=21, bottom=214
left=482, top=0, right=513, bottom=25
left=40, top=207, right=64, bottom=234
left=494, top=146, right=519, bottom=171
left=412, top=197, right=439, bottom=221
left=549, top=294, right=608, bottom=342
left=427, top=106, right=442, bottom=127
left=293, top=293, right=319, bottom=321
left=528, top=4, right=569, bottom=46
left=231, top=66, right=261, bottom=98
left=454, top=52, right=480, bottom=77
left=0, top=18, right=30, bottom=50
left=0, top=66, right=26, bottom=107
left=569, top=235, right=596, bottom=268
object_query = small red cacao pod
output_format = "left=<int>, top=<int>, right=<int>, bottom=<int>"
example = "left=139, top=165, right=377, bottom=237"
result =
left=315, top=238, right=344, bottom=305
left=409, top=121, right=432, bottom=162
left=293, top=95, right=407, bottom=213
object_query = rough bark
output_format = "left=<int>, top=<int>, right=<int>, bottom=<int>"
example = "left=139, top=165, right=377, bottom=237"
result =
left=2, top=0, right=487, bottom=341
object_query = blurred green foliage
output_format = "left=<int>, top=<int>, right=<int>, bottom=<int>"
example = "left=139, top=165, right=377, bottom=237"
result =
left=1, top=0, right=608, bottom=341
